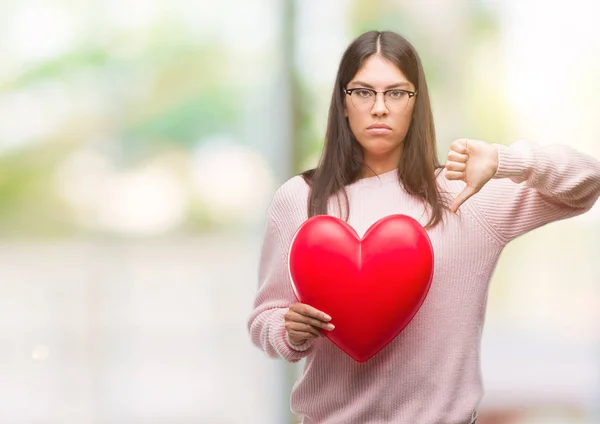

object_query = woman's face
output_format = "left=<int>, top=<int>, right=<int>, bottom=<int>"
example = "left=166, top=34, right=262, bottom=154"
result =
left=344, top=55, right=416, bottom=162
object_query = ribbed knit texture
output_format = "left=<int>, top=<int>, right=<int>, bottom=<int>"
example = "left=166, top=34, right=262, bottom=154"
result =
left=247, top=140, right=600, bottom=424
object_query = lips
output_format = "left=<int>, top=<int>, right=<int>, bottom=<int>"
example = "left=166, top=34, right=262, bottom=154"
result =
left=366, top=124, right=392, bottom=135
left=367, top=124, right=391, bottom=130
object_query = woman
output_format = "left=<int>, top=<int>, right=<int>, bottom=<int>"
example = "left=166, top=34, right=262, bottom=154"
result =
left=247, top=30, right=600, bottom=424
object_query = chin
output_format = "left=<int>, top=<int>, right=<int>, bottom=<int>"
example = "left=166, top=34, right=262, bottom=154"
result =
left=361, top=141, right=401, bottom=156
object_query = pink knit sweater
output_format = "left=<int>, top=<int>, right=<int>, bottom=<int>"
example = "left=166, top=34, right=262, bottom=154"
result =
left=247, top=140, right=600, bottom=424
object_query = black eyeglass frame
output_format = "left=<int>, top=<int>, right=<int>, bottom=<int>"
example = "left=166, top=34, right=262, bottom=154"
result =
left=343, top=87, right=418, bottom=99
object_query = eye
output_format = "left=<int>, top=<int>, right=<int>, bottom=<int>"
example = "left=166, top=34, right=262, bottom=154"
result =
left=387, top=90, right=407, bottom=99
left=355, top=89, right=373, bottom=98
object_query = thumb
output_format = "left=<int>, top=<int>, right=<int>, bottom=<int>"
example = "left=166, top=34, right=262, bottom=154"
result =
left=450, top=185, right=477, bottom=213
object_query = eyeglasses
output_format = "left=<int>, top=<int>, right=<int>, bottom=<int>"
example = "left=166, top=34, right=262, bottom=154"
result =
left=343, top=87, right=417, bottom=112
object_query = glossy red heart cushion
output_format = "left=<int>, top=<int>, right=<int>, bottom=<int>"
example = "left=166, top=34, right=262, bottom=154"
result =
left=288, top=214, right=434, bottom=362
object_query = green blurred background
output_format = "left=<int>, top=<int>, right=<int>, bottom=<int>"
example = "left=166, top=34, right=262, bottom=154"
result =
left=0, top=1, right=599, bottom=423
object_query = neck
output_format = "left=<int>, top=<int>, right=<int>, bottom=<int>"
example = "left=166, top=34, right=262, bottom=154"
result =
left=359, top=146, right=402, bottom=178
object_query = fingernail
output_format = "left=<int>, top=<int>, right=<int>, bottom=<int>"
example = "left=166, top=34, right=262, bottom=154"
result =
left=323, top=314, right=331, bottom=321
left=327, top=324, right=335, bottom=330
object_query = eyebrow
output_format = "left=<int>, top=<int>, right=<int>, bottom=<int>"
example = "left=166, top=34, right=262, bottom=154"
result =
left=349, top=81, right=412, bottom=89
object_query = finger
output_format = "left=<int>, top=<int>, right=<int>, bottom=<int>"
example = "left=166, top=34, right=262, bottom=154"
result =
left=291, top=303, right=331, bottom=322
left=286, top=310, right=335, bottom=330
left=450, top=139, right=469, bottom=155
left=447, top=150, right=468, bottom=163
left=444, top=170, right=464, bottom=181
left=288, top=322, right=323, bottom=337
left=450, top=186, right=477, bottom=213
left=288, top=330, right=320, bottom=346
left=289, top=331, right=321, bottom=345
left=445, top=161, right=466, bottom=172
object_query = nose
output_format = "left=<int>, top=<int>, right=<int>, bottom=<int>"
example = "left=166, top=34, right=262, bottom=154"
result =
left=371, top=92, right=388, bottom=116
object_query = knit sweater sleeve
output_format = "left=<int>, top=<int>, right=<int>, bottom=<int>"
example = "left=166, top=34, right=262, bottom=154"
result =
left=246, top=179, right=315, bottom=362
left=467, top=140, right=600, bottom=244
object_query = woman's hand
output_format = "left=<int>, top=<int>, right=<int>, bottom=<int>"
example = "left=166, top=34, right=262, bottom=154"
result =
left=284, top=303, right=335, bottom=346
left=445, top=138, right=499, bottom=213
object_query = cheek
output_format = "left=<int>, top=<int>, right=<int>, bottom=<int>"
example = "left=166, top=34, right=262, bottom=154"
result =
left=396, top=114, right=412, bottom=135
left=393, top=107, right=415, bottom=137
left=346, top=109, right=362, bottom=134
left=349, top=121, right=368, bottom=145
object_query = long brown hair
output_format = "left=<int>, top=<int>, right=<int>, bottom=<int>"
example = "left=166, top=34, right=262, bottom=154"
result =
left=301, top=30, right=448, bottom=228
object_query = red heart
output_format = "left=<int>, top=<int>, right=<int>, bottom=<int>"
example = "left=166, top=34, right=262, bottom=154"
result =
left=288, top=214, right=434, bottom=362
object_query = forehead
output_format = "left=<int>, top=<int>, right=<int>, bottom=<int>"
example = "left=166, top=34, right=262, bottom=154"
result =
left=350, top=55, right=412, bottom=88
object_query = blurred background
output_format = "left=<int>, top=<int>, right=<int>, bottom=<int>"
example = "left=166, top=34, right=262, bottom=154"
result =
left=0, top=0, right=599, bottom=423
